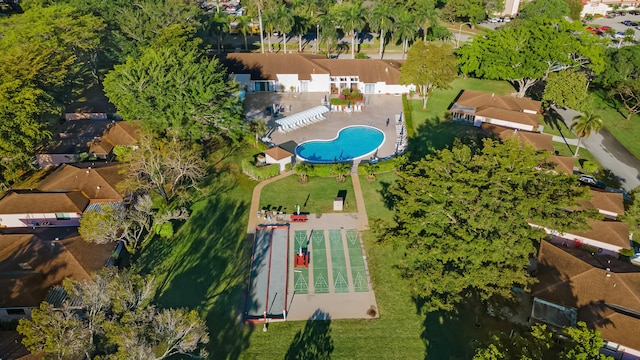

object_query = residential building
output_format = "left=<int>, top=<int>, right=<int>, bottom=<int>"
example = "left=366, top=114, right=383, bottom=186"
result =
left=263, top=146, right=293, bottom=172
left=451, top=90, right=543, bottom=132
left=532, top=241, right=640, bottom=358
left=36, top=163, right=126, bottom=203
left=0, top=231, right=118, bottom=322
left=0, top=191, right=89, bottom=228
left=223, top=53, right=414, bottom=95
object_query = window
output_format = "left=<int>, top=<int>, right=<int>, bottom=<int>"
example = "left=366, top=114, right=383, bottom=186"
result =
left=350, top=77, right=358, bottom=82
left=6, top=308, right=26, bottom=316
left=55, top=213, right=70, bottom=220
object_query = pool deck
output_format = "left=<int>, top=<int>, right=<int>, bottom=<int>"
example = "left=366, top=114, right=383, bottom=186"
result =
left=244, top=92, right=405, bottom=160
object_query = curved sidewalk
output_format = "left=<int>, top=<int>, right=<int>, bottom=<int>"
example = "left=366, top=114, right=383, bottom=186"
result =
left=246, top=168, right=370, bottom=234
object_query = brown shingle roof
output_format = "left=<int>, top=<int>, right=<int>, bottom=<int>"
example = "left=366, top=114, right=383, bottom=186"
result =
left=224, top=53, right=330, bottom=80
left=455, top=90, right=542, bottom=113
left=578, top=189, right=625, bottom=217
left=0, top=191, right=89, bottom=214
left=89, top=121, right=140, bottom=156
left=264, top=146, right=293, bottom=161
left=497, top=130, right=554, bottom=152
left=571, top=219, right=629, bottom=248
left=547, top=155, right=575, bottom=175
left=533, top=241, right=640, bottom=350
left=314, top=58, right=404, bottom=84
left=37, top=163, right=125, bottom=202
left=476, top=107, right=541, bottom=127
left=0, top=233, right=116, bottom=308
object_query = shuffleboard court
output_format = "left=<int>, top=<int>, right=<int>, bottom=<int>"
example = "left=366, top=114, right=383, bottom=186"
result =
left=329, top=229, right=349, bottom=293
left=245, top=225, right=289, bottom=321
left=293, top=230, right=309, bottom=294
left=346, top=229, right=369, bottom=292
left=311, top=230, right=329, bottom=294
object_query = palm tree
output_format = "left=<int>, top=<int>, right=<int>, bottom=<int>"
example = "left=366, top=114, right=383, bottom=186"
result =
left=364, top=162, right=379, bottom=181
left=413, top=0, right=439, bottom=41
left=393, top=9, right=417, bottom=59
left=290, top=0, right=310, bottom=52
left=367, top=2, right=395, bottom=59
left=570, top=112, right=603, bottom=157
left=332, top=162, right=351, bottom=182
left=262, top=7, right=276, bottom=52
left=274, top=3, right=294, bottom=54
left=318, top=14, right=338, bottom=54
left=250, top=119, right=268, bottom=145
left=296, top=162, right=312, bottom=183
left=208, top=12, right=230, bottom=53
left=236, top=16, right=252, bottom=51
left=337, top=1, right=365, bottom=59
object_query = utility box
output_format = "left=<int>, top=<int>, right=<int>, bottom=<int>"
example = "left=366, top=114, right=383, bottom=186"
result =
left=333, top=197, right=344, bottom=211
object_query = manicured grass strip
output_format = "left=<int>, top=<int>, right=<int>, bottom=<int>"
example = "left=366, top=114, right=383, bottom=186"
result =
left=311, top=230, right=329, bottom=294
left=329, top=230, right=349, bottom=293
left=346, top=229, right=369, bottom=292
left=292, top=230, right=309, bottom=294
left=259, top=176, right=357, bottom=214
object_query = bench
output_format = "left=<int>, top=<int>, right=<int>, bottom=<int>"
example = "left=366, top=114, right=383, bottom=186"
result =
left=290, top=214, right=308, bottom=222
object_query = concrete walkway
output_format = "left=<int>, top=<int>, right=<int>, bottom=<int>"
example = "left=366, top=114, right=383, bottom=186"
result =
left=350, top=163, right=369, bottom=231
left=554, top=107, right=640, bottom=191
left=246, top=170, right=295, bottom=234
left=551, top=135, right=578, bottom=146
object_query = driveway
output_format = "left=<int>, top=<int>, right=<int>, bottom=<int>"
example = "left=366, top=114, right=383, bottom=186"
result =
left=555, top=107, right=640, bottom=191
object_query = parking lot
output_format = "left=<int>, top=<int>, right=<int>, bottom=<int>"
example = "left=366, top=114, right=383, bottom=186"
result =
left=587, top=14, right=640, bottom=41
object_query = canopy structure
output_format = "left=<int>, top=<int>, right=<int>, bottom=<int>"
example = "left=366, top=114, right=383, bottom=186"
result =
left=276, top=106, right=329, bottom=133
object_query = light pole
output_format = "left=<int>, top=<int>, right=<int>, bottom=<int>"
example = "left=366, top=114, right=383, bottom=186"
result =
left=456, top=22, right=472, bottom=49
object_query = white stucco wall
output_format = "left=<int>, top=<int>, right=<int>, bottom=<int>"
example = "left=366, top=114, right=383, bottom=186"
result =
left=276, top=74, right=300, bottom=92
left=375, top=83, right=414, bottom=95
left=309, top=74, right=330, bottom=92
left=488, top=118, right=535, bottom=132
left=0, top=213, right=82, bottom=228
left=582, top=3, right=609, bottom=16
left=264, top=155, right=292, bottom=172
left=530, top=223, right=625, bottom=256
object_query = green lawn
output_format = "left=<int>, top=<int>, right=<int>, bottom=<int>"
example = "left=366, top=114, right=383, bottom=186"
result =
left=408, top=77, right=515, bottom=131
left=540, top=111, right=577, bottom=139
left=554, top=142, right=600, bottom=173
left=590, top=89, right=640, bottom=159
left=259, top=175, right=357, bottom=214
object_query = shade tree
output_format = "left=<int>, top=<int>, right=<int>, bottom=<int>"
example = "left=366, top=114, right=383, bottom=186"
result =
left=542, top=70, right=590, bottom=112
left=609, top=79, right=640, bottom=121
left=399, top=41, right=457, bottom=109
left=457, top=18, right=606, bottom=97
left=375, top=138, right=590, bottom=312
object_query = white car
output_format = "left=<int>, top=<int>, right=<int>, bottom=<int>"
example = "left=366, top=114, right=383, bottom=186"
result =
left=488, top=17, right=501, bottom=23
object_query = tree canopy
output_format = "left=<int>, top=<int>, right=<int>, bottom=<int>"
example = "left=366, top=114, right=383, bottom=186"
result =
left=457, top=18, right=606, bottom=97
left=399, top=41, right=457, bottom=109
left=375, top=138, right=589, bottom=312
left=519, top=0, right=570, bottom=20
left=103, top=26, right=246, bottom=142
left=542, top=70, right=589, bottom=111
left=17, top=268, right=209, bottom=359
left=473, top=322, right=613, bottom=360
left=596, top=46, right=640, bottom=89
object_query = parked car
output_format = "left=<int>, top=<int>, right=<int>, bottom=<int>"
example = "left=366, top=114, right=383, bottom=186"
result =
left=503, top=17, right=511, bottom=23
left=600, top=26, right=612, bottom=31
left=615, top=31, right=626, bottom=39
left=623, top=20, right=633, bottom=26
left=488, top=17, right=501, bottom=23
left=578, top=174, right=606, bottom=189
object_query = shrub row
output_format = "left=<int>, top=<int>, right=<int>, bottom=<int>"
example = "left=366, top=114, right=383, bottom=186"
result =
left=401, top=94, right=415, bottom=138
left=241, top=159, right=279, bottom=180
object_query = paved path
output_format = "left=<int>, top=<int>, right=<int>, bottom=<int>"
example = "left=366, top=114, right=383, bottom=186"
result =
left=246, top=170, right=295, bottom=234
left=551, top=135, right=578, bottom=146
left=555, top=107, right=640, bottom=191
left=350, top=162, right=369, bottom=231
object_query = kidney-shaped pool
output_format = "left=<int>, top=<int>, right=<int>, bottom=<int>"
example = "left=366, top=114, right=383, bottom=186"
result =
left=295, top=125, right=385, bottom=163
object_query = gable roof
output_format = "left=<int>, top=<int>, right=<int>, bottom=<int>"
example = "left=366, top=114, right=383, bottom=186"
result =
left=89, top=121, right=140, bottom=155
left=533, top=241, right=640, bottom=350
left=572, top=219, right=629, bottom=248
left=41, top=119, right=112, bottom=154
left=0, top=233, right=116, bottom=308
left=499, top=130, right=554, bottom=152
left=224, top=53, right=330, bottom=81
left=546, top=155, right=575, bottom=175
left=454, top=90, right=542, bottom=113
left=36, top=163, right=125, bottom=202
left=0, top=191, right=89, bottom=214
left=577, top=189, right=625, bottom=217
left=476, top=107, right=541, bottom=127
left=264, top=146, right=293, bottom=161
left=223, top=53, right=406, bottom=84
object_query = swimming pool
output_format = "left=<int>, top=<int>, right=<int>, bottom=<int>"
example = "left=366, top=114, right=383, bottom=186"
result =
left=295, top=126, right=385, bottom=163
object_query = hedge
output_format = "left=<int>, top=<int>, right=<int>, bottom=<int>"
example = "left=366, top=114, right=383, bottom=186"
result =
left=357, top=158, right=399, bottom=175
left=401, top=94, right=415, bottom=138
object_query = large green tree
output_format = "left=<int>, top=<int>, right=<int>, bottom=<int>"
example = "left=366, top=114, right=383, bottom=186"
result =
left=596, top=46, right=640, bottom=88
left=399, top=41, right=457, bottom=109
left=103, top=26, right=246, bottom=142
left=0, top=4, right=103, bottom=184
left=18, top=268, right=209, bottom=359
left=542, top=70, right=589, bottom=111
left=335, top=0, right=366, bottom=59
left=519, top=0, right=570, bottom=20
left=366, top=1, right=395, bottom=58
left=376, top=138, right=589, bottom=312
left=457, top=18, right=606, bottom=97
left=570, top=112, right=603, bottom=157
left=441, top=0, right=486, bottom=24
left=473, top=322, right=613, bottom=360
left=609, top=79, right=640, bottom=121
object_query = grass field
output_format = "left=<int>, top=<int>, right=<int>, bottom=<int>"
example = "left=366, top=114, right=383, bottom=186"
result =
left=259, top=175, right=357, bottom=214
left=590, top=89, right=640, bottom=159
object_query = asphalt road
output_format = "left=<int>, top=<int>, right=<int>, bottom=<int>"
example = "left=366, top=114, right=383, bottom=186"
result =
left=555, top=107, right=640, bottom=191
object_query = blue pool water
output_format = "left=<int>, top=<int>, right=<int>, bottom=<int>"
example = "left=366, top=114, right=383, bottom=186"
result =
left=295, top=126, right=385, bottom=163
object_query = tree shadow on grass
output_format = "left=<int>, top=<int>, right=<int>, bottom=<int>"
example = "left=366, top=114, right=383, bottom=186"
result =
left=138, top=193, right=253, bottom=359
left=285, top=309, right=334, bottom=360
left=408, top=118, right=487, bottom=161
